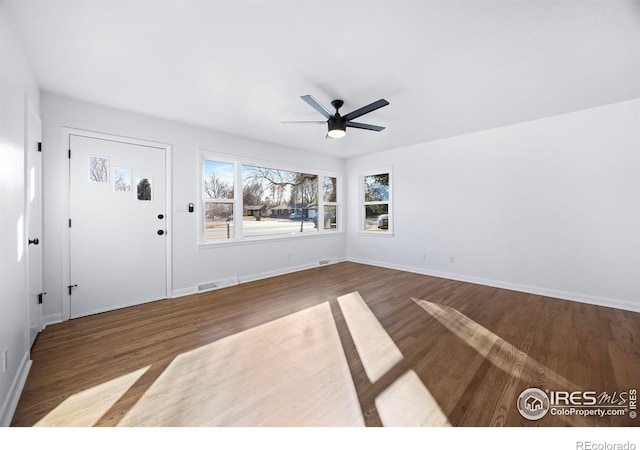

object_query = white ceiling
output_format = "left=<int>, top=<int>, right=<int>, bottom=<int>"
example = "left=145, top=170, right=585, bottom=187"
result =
left=4, top=1, right=640, bottom=158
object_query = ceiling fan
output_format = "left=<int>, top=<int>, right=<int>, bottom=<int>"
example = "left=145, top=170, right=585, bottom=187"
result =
left=284, top=95, right=389, bottom=139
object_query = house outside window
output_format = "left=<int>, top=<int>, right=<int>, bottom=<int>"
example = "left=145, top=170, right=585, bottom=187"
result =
left=241, top=164, right=318, bottom=238
left=201, top=153, right=341, bottom=244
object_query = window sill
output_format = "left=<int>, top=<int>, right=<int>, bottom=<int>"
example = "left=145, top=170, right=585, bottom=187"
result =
left=356, top=231, right=395, bottom=238
left=199, top=230, right=344, bottom=249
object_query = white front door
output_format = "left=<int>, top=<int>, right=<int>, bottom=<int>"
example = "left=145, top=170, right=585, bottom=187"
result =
left=69, top=134, right=167, bottom=318
left=26, top=107, right=42, bottom=346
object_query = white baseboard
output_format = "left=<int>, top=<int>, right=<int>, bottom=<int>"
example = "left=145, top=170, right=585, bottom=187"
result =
left=238, top=262, right=317, bottom=284
left=0, top=351, right=32, bottom=427
left=347, top=257, right=640, bottom=313
left=171, top=287, right=197, bottom=298
left=42, top=313, right=63, bottom=328
left=240, top=258, right=346, bottom=284
left=171, top=257, right=347, bottom=298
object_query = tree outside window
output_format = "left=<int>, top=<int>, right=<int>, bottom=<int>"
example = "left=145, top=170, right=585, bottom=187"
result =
left=201, top=156, right=339, bottom=242
left=362, top=171, right=391, bottom=233
left=203, top=160, right=234, bottom=240
left=242, top=165, right=318, bottom=237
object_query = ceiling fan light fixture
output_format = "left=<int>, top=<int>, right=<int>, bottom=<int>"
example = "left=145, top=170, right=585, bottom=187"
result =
left=327, top=128, right=346, bottom=139
left=327, top=117, right=346, bottom=139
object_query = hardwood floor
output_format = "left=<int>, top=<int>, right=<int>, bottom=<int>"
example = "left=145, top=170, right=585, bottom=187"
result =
left=11, top=262, right=640, bottom=426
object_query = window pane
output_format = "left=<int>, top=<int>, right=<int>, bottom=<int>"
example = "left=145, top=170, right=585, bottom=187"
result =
left=364, top=173, right=389, bottom=202
left=364, top=204, right=389, bottom=232
left=242, top=208, right=317, bottom=237
left=203, top=160, right=234, bottom=200
left=323, top=176, right=337, bottom=202
left=204, top=202, right=234, bottom=240
left=321, top=205, right=337, bottom=231
left=242, top=164, right=318, bottom=237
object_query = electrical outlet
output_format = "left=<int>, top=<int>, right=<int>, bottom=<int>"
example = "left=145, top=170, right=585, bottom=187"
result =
left=421, top=253, right=426, bottom=261
left=449, top=256, right=455, bottom=264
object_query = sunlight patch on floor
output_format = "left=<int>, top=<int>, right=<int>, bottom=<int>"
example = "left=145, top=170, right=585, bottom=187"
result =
left=118, top=302, right=364, bottom=426
left=337, top=291, right=403, bottom=383
left=35, top=366, right=150, bottom=427
left=376, top=370, right=451, bottom=426
left=339, top=291, right=451, bottom=427
left=411, top=298, right=580, bottom=391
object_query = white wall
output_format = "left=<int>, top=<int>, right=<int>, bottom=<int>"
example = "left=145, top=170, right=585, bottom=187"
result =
left=346, top=99, right=640, bottom=312
left=41, top=93, right=346, bottom=324
left=0, top=4, right=40, bottom=425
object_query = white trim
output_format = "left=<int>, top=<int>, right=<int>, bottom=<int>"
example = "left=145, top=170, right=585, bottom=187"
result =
left=347, top=257, right=640, bottom=313
left=200, top=148, right=343, bottom=180
left=359, top=167, right=393, bottom=236
left=198, top=149, right=344, bottom=245
left=198, top=228, right=344, bottom=249
left=61, top=126, right=70, bottom=320
left=172, top=287, right=198, bottom=298
left=171, top=256, right=347, bottom=298
left=356, top=231, right=395, bottom=238
left=62, top=127, right=173, bottom=320
left=320, top=175, right=340, bottom=233
left=198, top=153, right=238, bottom=244
left=239, top=257, right=347, bottom=284
left=24, top=98, right=43, bottom=346
left=234, top=158, right=242, bottom=240
left=164, top=138, right=173, bottom=300
left=0, top=351, right=31, bottom=427
left=42, top=313, right=64, bottom=327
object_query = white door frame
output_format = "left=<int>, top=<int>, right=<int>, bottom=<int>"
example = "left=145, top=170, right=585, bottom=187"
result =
left=24, top=100, right=42, bottom=343
left=61, top=127, right=172, bottom=320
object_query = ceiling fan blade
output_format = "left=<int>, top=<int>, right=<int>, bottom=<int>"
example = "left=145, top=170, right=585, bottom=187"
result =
left=300, top=95, right=332, bottom=119
left=281, top=120, right=326, bottom=124
left=346, top=121, right=386, bottom=132
left=342, top=99, right=389, bottom=121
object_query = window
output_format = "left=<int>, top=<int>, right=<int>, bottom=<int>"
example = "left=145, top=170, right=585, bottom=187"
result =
left=201, top=154, right=340, bottom=243
left=322, top=176, right=338, bottom=232
left=362, top=169, right=392, bottom=234
left=203, top=160, right=235, bottom=240
left=242, top=164, right=318, bottom=237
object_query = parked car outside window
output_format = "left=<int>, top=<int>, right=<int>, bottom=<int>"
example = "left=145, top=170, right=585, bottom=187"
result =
left=377, top=214, right=388, bottom=229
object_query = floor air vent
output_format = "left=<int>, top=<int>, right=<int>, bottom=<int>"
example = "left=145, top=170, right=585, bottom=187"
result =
left=198, top=276, right=239, bottom=293
left=318, top=257, right=339, bottom=267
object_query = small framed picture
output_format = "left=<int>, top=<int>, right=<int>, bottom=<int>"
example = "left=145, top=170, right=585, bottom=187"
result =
left=89, top=156, right=109, bottom=183
left=113, top=167, right=132, bottom=193
left=136, top=177, right=152, bottom=201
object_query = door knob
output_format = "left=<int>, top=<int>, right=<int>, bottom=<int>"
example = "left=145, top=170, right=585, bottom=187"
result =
left=158, top=214, right=164, bottom=219
left=157, top=230, right=165, bottom=235
left=29, top=238, right=39, bottom=245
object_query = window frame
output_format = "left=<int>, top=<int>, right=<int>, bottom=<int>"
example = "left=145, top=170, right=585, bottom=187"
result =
left=199, top=151, right=343, bottom=246
left=321, top=175, right=339, bottom=232
left=201, top=156, right=238, bottom=242
left=359, top=167, right=393, bottom=237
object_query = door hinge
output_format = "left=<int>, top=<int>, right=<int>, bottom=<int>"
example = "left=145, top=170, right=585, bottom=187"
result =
left=38, top=292, right=46, bottom=304
left=68, top=284, right=77, bottom=295
left=69, top=218, right=72, bottom=227
left=38, top=142, right=42, bottom=152
left=68, top=149, right=71, bottom=159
